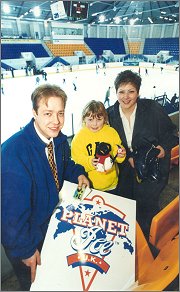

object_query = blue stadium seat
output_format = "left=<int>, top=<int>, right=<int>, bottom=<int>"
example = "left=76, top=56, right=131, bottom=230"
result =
left=143, top=38, right=179, bottom=56
left=1, top=43, right=50, bottom=59
left=84, top=38, right=125, bottom=56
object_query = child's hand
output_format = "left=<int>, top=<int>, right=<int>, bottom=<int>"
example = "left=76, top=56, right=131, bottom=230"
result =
left=91, top=158, right=99, bottom=168
left=117, top=147, right=126, bottom=158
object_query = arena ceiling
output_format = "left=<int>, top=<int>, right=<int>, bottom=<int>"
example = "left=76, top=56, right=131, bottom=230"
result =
left=1, top=1, right=179, bottom=25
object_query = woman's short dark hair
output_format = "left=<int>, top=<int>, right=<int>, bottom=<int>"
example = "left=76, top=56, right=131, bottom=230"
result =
left=31, top=84, right=67, bottom=113
left=114, top=70, right=142, bottom=93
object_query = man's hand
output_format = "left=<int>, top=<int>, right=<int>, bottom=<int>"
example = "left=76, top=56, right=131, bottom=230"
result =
left=78, top=174, right=90, bottom=189
left=22, top=249, right=41, bottom=283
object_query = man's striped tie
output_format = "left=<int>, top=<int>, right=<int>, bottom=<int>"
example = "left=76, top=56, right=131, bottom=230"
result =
left=47, top=142, right=60, bottom=191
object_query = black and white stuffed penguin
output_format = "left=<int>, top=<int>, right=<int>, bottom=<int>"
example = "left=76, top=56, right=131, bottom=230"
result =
left=95, top=142, right=113, bottom=172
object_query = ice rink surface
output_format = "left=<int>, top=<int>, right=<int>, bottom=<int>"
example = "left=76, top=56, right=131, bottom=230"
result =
left=1, top=65, right=179, bottom=143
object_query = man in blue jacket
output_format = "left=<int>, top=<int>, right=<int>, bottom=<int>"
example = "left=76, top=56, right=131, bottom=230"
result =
left=1, top=84, right=90, bottom=290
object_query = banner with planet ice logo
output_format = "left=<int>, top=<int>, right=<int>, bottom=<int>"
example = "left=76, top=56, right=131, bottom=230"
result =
left=30, top=181, right=136, bottom=291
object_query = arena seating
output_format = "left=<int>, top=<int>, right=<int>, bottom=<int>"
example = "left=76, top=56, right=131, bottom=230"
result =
left=133, top=196, right=179, bottom=291
left=128, top=42, right=142, bottom=54
left=45, top=42, right=93, bottom=57
left=84, top=37, right=126, bottom=56
left=143, top=38, right=179, bottom=57
left=149, top=196, right=179, bottom=250
left=170, top=145, right=179, bottom=167
left=1, top=43, right=49, bottom=59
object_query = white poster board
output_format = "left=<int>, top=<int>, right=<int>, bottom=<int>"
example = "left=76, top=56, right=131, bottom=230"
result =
left=31, top=181, right=136, bottom=291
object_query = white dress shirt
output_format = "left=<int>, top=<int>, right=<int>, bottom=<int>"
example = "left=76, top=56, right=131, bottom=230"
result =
left=34, top=122, right=56, bottom=161
left=119, top=104, right=137, bottom=151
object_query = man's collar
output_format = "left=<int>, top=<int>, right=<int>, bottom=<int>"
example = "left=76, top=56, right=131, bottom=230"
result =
left=34, top=122, right=53, bottom=145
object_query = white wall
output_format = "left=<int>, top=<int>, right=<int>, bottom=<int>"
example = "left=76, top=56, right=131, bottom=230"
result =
left=1, top=18, right=179, bottom=40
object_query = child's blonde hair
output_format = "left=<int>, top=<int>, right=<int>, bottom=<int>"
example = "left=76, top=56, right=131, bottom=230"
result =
left=82, top=100, right=109, bottom=124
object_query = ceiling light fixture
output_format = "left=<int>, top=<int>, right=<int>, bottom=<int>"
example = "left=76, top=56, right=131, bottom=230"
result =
left=33, top=6, right=41, bottom=17
left=3, top=4, right=10, bottom=13
left=129, top=17, right=139, bottom=25
left=99, top=14, right=105, bottom=22
left=114, top=17, right=121, bottom=24
left=148, top=17, right=153, bottom=23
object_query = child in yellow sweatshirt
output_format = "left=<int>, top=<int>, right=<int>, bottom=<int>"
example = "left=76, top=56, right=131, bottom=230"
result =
left=71, top=100, right=126, bottom=194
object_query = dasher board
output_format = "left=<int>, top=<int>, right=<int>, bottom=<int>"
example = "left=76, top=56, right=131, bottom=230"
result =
left=31, top=181, right=136, bottom=291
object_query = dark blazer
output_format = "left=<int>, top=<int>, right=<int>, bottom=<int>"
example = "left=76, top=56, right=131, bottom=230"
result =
left=107, top=99, right=178, bottom=197
left=107, top=98, right=178, bottom=236
left=107, top=99, right=177, bottom=155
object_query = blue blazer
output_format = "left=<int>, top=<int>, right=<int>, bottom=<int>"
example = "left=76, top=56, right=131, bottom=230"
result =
left=1, top=119, right=86, bottom=259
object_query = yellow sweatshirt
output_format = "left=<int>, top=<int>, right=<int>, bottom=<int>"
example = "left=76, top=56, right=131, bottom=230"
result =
left=71, top=124, right=126, bottom=191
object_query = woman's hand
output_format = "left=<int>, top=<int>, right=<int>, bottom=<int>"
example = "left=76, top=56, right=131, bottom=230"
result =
left=128, top=157, right=135, bottom=168
left=156, top=145, right=165, bottom=158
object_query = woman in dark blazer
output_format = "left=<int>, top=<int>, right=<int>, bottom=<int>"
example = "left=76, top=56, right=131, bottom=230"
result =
left=107, top=70, right=178, bottom=238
